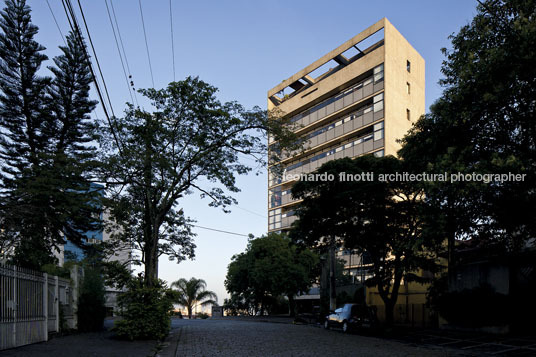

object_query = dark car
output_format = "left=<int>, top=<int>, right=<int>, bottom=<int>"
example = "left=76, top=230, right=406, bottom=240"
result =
left=324, top=303, right=378, bottom=333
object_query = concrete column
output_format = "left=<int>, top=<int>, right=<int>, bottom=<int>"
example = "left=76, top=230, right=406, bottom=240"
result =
left=70, top=265, right=79, bottom=329
left=54, top=276, right=59, bottom=332
left=43, top=273, right=48, bottom=341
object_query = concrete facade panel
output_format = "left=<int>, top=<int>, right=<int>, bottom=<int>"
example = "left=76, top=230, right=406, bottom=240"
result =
left=353, top=88, right=363, bottom=103
left=326, top=129, right=335, bottom=141
left=343, top=121, right=353, bottom=134
left=363, top=140, right=373, bottom=153
left=374, top=138, right=385, bottom=149
left=374, top=110, right=384, bottom=121
left=335, top=98, right=344, bottom=112
left=335, top=125, right=343, bottom=137
left=363, top=111, right=374, bottom=125
left=363, top=83, right=373, bottom=97
left=354, top=143, right=364, bottom=156
left=354, top=115, right=363, bottom=129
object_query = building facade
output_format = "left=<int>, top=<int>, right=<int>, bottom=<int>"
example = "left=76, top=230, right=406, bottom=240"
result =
left=267, top=18, right=424, bottom=235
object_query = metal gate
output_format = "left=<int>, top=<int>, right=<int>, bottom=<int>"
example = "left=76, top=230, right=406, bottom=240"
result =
left=0, top=263, right=76, bottom=350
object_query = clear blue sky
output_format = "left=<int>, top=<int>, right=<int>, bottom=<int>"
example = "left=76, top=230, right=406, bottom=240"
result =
left=27, top=0, right=478, bottom=304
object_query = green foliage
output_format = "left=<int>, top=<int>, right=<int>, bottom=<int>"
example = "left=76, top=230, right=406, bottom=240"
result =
left=399, top=0, right=536, bottom=254
left=41, top=263, right=72, bottom=279
left=77, top=267, right=106, bottom=332
left=225, top=233, right=318, bottom=315
left=223, top=294, right=252, bottom=316
left=291, top=156, right=440, bottom=325
left=432, top=284, right=510, bottom=327
left=113, top=276, right=174, bottom=340
left=0, top=0, right=101, bottom=268
left=170, top=277, right=217, bottom=319
left=99, top=76, right=299, bottom=283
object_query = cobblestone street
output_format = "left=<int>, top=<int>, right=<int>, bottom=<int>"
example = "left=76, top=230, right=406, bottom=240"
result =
left=163, top=319, right=462, bottom=357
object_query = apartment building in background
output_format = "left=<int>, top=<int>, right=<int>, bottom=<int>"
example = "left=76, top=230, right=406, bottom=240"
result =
left=267, top=18, right=424, bottom=280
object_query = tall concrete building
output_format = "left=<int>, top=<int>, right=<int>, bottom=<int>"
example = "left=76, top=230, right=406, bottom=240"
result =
left=267, top=18, right=424, bottom=236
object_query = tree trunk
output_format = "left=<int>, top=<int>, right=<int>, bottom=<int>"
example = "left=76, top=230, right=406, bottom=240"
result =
left=384, top=300, right=395, bottom=327
left=288, top=295, right=296, bottom=317
left=187, top=306, right=193, bottom=319
left=329, top=243, right=337, bottom=311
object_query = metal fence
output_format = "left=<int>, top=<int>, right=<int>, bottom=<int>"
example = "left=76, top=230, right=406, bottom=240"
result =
left=0, top=263, right=78, bottom=351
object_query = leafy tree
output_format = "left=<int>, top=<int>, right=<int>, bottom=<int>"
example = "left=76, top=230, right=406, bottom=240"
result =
left=0, top=0, right=101, bottom=268
left=399, top=0, right=536, bottom=260
left=171, top=277, right=217, bottom=319
left=100, top=77, right=298, bottom=285
left=225, top=233, right=318, bottom=316
left=291, top=157, right=440, bottom=326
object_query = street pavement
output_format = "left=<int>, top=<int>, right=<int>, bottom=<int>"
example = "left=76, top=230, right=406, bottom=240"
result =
left=158, top=318, right=464, bottom=357
left=4, top=317, right=535, bottom=356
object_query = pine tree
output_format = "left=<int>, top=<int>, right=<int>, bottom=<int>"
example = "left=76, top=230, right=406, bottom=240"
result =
left=46, top=30, right=101, bottom=248
left=0, top=0, right=54, bottom=268
left=0, top=1, right=101, bottom=269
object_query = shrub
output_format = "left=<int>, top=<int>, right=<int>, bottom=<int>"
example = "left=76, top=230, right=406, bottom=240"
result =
left=197, top=312, right=209, bottom=319
left=113, top=276, right=174, bottom=340
left=77, top=267, right=106, bottom=332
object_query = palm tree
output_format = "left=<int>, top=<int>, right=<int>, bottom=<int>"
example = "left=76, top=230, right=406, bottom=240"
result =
left=171, top=277, right=218, bottom=319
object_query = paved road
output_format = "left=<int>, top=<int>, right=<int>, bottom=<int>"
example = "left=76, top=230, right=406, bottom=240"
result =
left=161, top=318, right=463, bottom=357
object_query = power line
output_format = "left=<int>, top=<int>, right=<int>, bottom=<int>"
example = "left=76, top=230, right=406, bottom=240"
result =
left=109, top=0, right=139, bottom=106
left=191, top=224, right=251, bottom=238
left=75, top=0, right=117, bottom=118
left=61, top=0, right=123, bottom=156
left=235, top=205, right=266, bottom=219
left=138, top=0, right=155, bottom=88
left=169, top=0, right=175, bottom=81
left=46, top=0, right=66, bottom=45
left=104, top=0, right=134, bottom=105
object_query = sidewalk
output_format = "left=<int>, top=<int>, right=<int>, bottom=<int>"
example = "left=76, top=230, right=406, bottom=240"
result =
left=1, top=326, right=160, bottom=357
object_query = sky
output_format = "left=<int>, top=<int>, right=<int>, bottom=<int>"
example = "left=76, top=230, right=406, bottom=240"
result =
left=26, top=0, right=479, bottom=305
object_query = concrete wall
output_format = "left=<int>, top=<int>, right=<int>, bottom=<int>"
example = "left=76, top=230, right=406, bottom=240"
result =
left=383, top=19, right=425, bottom=156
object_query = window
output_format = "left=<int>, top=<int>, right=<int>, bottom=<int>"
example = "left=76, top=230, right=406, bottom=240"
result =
left=373, top=64, right=384, bottom=83
left=406, top=60, right=411, bottom=72
left=406, top=82, right=410, bottom=94
left=406, top=109, right=411, bottom=121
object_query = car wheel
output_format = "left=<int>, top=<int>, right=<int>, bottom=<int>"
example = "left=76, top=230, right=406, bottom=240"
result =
left=342, top=321, right=349, bottom=333
left=324, top=320, right=329, bottom=329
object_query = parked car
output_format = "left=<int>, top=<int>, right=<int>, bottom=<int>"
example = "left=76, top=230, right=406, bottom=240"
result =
left=324, top=303, right=378, bottom=333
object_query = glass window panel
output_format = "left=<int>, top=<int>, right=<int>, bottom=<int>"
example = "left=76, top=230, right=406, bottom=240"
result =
left=374, top=129, right=383, bottom=141
left=373, top=121, right=384, bottom=131
left=374, top=93, right=384, bottom=102
left=373, top=101, right=383, bottom=112
left=374, top=64, right=384, bottom=74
